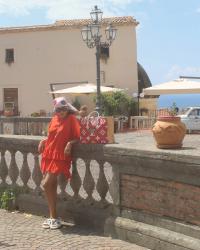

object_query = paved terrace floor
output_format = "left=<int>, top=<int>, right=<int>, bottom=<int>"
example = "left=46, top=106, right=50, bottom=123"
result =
left=1, top=130, right=200, bottom=250
left=0, top=210, right=149, bottom=250
left=115, top=130, right=200, bottom=160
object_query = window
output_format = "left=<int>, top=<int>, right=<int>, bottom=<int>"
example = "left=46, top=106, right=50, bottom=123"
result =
left=189, top=109, right=200, bottom=116
left=100, top=44, right=109, bottom=60
left=3, top=88, right=18, bottom=115
left=5, top=49, right=14, bottom=63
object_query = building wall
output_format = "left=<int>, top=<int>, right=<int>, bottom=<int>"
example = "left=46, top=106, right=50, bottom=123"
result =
left=0, top=23, right=138, bottom=115
left=140, top=98, right=158, bottom=113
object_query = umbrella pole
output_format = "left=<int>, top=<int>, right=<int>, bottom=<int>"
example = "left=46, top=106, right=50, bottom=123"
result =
left=50, top=83, right=55, bottom=99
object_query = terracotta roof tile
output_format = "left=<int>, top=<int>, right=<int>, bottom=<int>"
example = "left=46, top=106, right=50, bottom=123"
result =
left=0, top=16, right=138, bottom=34
left=55, top=16, right=139, bottom=27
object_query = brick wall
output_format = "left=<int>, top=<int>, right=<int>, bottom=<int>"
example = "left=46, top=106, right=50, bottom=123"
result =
left=121, top=174, right=200, bottom=226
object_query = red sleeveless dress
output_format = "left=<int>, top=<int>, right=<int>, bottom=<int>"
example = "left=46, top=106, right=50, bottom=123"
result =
left=41, top=114, right=80, bottom=179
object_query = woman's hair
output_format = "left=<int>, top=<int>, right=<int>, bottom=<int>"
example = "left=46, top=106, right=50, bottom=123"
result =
left=68, top=109, right=76, bottom=114
left=80, top=105, right=88, bottom=111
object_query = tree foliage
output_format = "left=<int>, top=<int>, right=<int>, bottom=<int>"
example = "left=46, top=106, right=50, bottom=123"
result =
left=100, top=91, right=137, bottom=116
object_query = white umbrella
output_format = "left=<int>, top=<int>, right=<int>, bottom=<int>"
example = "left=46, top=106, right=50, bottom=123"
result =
left=143, top=79, right=200, bottom=95
left=50, top=83, right=123, bottom=95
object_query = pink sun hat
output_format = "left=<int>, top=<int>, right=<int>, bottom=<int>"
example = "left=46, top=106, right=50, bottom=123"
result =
left=53, top=97, right=78, bottom=113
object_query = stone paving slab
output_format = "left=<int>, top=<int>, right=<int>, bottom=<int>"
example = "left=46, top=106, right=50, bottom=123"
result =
left=114, top=131, right=200, bottom=160
left=0, top=210, right=149, bottom=250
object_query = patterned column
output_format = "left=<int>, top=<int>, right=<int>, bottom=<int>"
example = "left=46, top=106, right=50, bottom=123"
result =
left=0, top=149, right=8, bottom=185
left=20, top=152, right=31, bottom=187
left=96, top=160, right=109, bottom=203
left=32, top=154, right=43, bottom=194
left=8, top=150, right=19, bottom=185
left=83, top=159, right=95, bottom=202
left=58, top=174, right=69, bottom=198
left=70, top=160, right=81, bottom=199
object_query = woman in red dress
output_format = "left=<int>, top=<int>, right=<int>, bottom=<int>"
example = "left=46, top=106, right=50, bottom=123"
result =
left=38, top=97, right=80, bottom=229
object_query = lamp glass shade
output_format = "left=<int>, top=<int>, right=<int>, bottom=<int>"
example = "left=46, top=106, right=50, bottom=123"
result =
left=90, top=5, right=103, bottom=23
left=90, top=24, right=100, bottom=38
left=111, top=27, right=117, bottom=40
left=81, top=26, right=92, bottom=42
left=105, top=25, right=117, bottom=41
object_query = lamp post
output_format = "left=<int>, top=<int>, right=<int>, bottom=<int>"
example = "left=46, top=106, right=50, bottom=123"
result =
left=81, top=5, right=117, bottom=113
left=133, top=92, right=144, bottom=116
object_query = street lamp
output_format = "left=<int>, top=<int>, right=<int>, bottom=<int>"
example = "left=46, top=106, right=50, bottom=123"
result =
left=81, top=5, right=117, bottom=113
left=133, top=92, right=144, bottom=116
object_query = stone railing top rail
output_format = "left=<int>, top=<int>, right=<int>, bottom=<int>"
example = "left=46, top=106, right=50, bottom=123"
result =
left=0, top=135, right=105, bottom=160
left=108, top=132, right=200, bottom=165
left=0, top=117, right=51, bottom=122
left=104, top=143, right=200, bottom=165
left=1, top=133, right=200, bottom=164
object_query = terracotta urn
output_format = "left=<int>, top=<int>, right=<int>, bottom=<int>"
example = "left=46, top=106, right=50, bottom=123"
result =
left=152, top=116, right=186, bottom=149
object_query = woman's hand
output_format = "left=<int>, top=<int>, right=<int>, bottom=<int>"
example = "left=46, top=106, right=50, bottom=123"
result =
left=38, top=139, right=46, bottom=154
left=64, top=142, right=72, bottom=155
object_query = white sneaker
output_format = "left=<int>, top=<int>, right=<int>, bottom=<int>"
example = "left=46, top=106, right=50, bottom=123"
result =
left=42, top=218, right=52, bottom=229
left=49, top=218, right=62, bottom=230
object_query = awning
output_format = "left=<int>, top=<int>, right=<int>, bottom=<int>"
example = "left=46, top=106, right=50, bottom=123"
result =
left=143, top=79, right=200, bottom=95
left=50, top=83, right=123, bottom=95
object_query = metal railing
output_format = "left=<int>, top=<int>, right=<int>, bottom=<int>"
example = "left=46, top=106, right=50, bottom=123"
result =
left=0, top=117, right=51, bottom=135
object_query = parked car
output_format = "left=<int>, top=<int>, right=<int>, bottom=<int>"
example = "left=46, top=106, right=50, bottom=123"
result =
left=179, top=107, right=200, bottom=131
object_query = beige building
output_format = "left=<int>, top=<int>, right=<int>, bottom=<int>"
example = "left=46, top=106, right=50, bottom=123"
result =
left=0, top=16, right=143, bottom=116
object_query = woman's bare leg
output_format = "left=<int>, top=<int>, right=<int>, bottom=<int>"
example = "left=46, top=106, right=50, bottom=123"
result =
left=42, top=173, right=58, bottom=218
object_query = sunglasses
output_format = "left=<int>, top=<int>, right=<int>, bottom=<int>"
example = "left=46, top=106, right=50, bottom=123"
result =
left=55, top=107, right=68, bottom=113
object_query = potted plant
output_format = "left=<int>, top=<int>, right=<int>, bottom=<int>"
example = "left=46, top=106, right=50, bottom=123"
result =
left=4, top=110, right=14, bottom=116
left=152, top=102, right=186, bottom=149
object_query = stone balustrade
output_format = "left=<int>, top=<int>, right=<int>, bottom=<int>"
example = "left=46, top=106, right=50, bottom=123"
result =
left=2, top=133, right=200, bottom=249
left=0, top=135, right=113, bottom=230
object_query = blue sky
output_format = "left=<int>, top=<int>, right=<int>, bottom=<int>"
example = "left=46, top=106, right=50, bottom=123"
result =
left=0, top=0, right=199, bottom=107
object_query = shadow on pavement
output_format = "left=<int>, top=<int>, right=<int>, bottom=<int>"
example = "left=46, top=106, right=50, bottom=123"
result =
left=0, top=242, right=16, bottom=248
left=59, top=222, right=103, bottom=237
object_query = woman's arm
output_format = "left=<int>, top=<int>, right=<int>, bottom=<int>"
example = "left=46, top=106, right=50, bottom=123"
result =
left=38, top=138, right=47, bottom=154
left=64, top=139, right=79, bottom=155
left=64, top=115, right=80, bottom=155
left=38, top=118, right=53, bottom=154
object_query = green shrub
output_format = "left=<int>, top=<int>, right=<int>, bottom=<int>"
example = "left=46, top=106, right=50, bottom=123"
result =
left=0, top=189, right=15, bottom=210
left=72, top=97, right=81, bottom=110
left=99, top=92, right=137, bottom=116
left=0, top=186, right=28, bottom=210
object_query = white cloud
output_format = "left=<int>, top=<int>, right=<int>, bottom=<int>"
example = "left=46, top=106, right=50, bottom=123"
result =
left=0, top=0, right=146, bottom=20
left=166, top=65, right=200, bottom=80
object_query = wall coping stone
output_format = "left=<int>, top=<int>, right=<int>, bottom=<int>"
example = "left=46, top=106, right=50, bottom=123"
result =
left=104, top=142, right=200, bottom=165
left=1, top=134, right=200, bottom=164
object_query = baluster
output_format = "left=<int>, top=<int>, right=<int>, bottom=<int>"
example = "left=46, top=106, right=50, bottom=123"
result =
left=83, top=159, right=95, bottom=203
left=96, top=161, right=109, bottom=204
left=8, top=150, right=19, bottom=185
left=58, top=174, right=68, bottom=198
left=70, top=160, right=81, bottom=199
left=32, top=154, right=43, bottom=193
left=20, top=152, right=31, bottom=187
left=109, top=163, right=120, bottom=210
left=0, top=150, right=8, bottom=185
left=0, top=121, right=3, bottom=134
